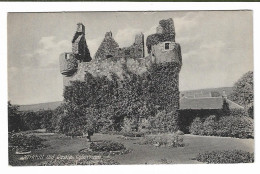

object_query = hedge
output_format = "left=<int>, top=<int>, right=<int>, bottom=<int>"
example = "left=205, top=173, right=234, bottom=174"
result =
left=189, top=115, right=254, bottom=138
left=196, top=150, right=254, bottom=163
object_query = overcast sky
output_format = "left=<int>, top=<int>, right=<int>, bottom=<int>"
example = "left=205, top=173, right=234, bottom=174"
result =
left=8, top=11, right=253, bottom=105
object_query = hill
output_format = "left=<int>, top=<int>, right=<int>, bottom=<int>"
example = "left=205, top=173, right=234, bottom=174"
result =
left=19, top=101, right=63, bottom=112
left=180, top=87, right=233, bottom=98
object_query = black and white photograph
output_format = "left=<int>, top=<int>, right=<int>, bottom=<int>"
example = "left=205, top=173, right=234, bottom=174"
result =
left=7, top=11, right=254, bottom=166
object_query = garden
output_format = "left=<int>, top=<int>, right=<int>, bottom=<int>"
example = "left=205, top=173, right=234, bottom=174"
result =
left=8, top=70, right=254, bottom=165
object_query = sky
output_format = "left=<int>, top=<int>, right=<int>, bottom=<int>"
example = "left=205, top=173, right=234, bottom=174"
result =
left=8, top=11, right=253, bottom=105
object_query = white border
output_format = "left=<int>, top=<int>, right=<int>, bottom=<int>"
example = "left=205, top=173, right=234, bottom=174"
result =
left=0, top=2, right=259, bottom=174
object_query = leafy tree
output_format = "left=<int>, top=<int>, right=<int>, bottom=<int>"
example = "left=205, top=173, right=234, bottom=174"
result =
left=229, top=71, right=253, bottom=118
left=8, top=101, right=22, bottom=132
left=58, top=103, right=98, bottom=140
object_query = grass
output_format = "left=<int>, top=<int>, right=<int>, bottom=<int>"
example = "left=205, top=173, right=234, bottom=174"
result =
left=8, top=130, right=254, bottom=165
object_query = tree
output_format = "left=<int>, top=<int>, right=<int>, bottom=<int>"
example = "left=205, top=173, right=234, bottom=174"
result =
left=229, top=71, right=253, bottom=118
left=58, top=103, right=98, bottom=141
left=8, top=101, right=22, bottom=132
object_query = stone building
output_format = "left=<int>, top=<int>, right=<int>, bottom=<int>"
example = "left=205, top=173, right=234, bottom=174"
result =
left=59, top=18, right=182, bottom=121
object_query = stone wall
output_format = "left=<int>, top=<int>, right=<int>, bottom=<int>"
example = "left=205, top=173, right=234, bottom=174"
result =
left=146, top=18, right=175, bottom=53
left=72, top=23, right=92, bottom=62
left=94, top=32, right=119, bottom=60
left=60, top=18, right=182, bottom=118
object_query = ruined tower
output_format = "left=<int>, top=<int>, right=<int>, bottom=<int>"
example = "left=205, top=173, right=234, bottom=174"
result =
left=59, top=23, right=92, bottom=86
left=146, top=18, right=182, bottom=112
left=59, top=19, right=181, bottom=113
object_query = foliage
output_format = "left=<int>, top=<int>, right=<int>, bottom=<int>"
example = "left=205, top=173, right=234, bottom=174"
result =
left=90, top=141, right=125, bottom=152
left=222, top=99, right=230, bottom=116
left=189, top=117, right=203, bottom=135
left=140, top=132, right=184, bottom=148
left=8, top=133, right=46, bottom=151
left=217, top=116, right=254, bottom=138
left=147, top=110, right=179, bottom=133
left=229, top=108, right=248, bottom=117
left=8, top=100, right=54, bottom=132
left=229, top=71, right=253, bottom=118
left=58, top=103, right=98, bottom=137
left=20, top=111, right=41, bottom=130
left=63, top=62, right=180, bottom=132
left=189, top=115, right=254, bottom=138
left=196, top=150, right=254, bottom=163
left=8, top=101, right=23, bottom=132
left=202, top=115, right=217, bottom=136
left=146, top=33, right=175, bottom=53
left=122, top=132, right=144, bottom=137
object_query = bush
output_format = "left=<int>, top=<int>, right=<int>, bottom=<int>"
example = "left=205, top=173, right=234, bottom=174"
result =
left=189, top=115, right=254, bottom=138
left=123, top=132, right=144, bottom=137
left=229, top=108, right=248, bottom=117
left=90, top=141, right=125, bottom=152
left=189, top=117, right=203, bottom=135
left=147, top=110, right=179, bottom=133
left=8, top=133, right=46, bottom=151
left=8, top=102, right=24, bottom=132
left=196, top=150, right=254, bottom=163
left=202, top=115, right=217, bottom=136
left=140, top=133, right=184, bottom=148
left=217, top=116, right=254, bottom=138
left=57, top=103, right=98, bottom=137
left=176, top=130, right=184, bottom=135
left=20, top=111, right=41, bottom=130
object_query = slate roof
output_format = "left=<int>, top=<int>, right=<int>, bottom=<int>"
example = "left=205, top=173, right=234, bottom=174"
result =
left=179, top=97, right=244, bottom=110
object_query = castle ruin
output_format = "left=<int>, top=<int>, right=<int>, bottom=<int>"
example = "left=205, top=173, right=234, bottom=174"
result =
left=59, top=18, right=182, bottom=113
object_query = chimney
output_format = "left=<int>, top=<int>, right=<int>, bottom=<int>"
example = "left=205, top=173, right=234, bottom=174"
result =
left=76, top=23, right=85, bottom=34
left=222, top=90, right=227, bottom=100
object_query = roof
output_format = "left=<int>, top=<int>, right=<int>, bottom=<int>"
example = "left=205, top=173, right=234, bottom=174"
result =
left=179, top=97, right=244, bottom=110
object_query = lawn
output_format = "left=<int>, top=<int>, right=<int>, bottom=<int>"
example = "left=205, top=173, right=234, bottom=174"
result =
left=9, top=130, right=254, bottom=165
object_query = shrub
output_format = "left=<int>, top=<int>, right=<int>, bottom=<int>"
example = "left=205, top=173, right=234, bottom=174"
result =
left=189, top=117, right=203, bottom=135
left=36, top=110, right=53, bottom=129
left=123, top=132, right=144, bottom=137
left=196, top=150, right=254, bottom=163
left=229, top=108, right=248, bottom=117
left=202, top=115, right=217, bottom=136
left=57, top=103, right=98, bottom=137
left=217, top=116, right=254, bottom=138
left=8, top=102, right=23, bottom=132
left=176, top=130, right=184, bottom=135
left=90, top=141, right=125, bottom=152
left=147, top=110, right=179, bottom=133
left=8, top=133, right=46, bottom=151
left=20, top=111, right=41, bottom=130
left=140, top=133, right=184, bottom=148
left=189, top=115, right=254, bottom=138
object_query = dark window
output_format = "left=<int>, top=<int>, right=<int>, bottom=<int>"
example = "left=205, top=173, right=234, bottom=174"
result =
left=165, top=43, right=170, bottom=50
left=106, top=55, right=113, bottom=59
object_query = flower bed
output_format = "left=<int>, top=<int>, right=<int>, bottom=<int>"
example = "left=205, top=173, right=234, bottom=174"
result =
left=9, top=133, right=47, bottom=151
left=196, top=150, right=254, bottom=163
left=90, top=141, right=125, bottom=152
left=139, top=132, right=184, bottom=148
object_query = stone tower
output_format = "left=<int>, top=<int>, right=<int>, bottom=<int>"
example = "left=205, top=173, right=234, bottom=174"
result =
left=146, top=18, right=182, bottom=112
left=59, top=23, right=92, bottom=86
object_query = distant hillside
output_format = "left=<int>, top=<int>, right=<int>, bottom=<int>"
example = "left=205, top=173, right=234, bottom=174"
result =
left=180, top=87, right=233, bottom=98
left=18, top=87, right=233, bottom=111
left=19, top=101, right=63, bottom=111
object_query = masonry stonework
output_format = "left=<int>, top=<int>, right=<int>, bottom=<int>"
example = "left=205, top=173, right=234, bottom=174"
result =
left=59, top=18, right=182, bottom=113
